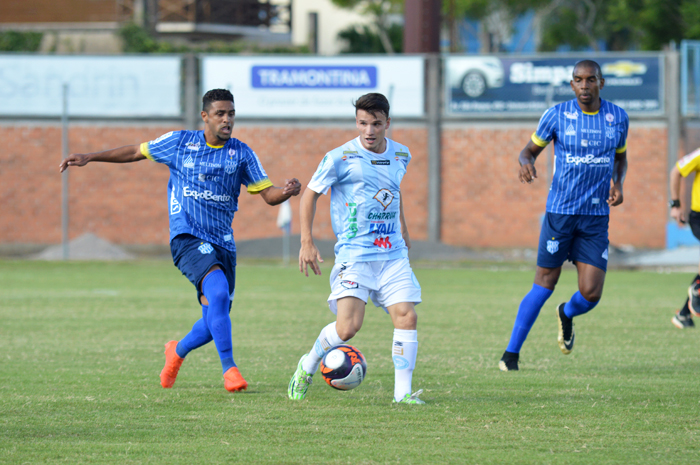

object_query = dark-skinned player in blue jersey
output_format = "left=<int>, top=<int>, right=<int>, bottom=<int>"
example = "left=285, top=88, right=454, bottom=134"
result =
left=499, top=60, right=629, bottom=371
left=59, top=89, right=301, bottom=391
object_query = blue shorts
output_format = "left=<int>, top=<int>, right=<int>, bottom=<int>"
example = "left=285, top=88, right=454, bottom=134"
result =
left=170, top=234, right=237, bottom=305
left=537, top=212, right=609, bottom=272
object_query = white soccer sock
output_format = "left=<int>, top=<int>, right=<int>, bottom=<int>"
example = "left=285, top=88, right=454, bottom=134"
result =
left=302, top=322, right=346, bottom=375
left=392, top=328, right=418, bottom=401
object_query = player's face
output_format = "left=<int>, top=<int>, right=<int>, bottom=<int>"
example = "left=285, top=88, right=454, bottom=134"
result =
left=202, top=100, right=235, bottom=143
left=570, top=65, right=604, bottom=109
left=356, top=109, right=390, bottom=153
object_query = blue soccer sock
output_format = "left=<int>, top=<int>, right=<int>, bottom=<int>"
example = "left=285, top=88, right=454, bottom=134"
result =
left=564, top=291, right=598, bottom=318
left=176, top=305, right=214, bottom=359
left=506, top=283, right=554, bottom=353
left=201, top=270, right=236, bottom=373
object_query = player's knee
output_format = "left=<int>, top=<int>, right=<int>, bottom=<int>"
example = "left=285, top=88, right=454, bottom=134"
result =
left=203, top=279, right=230, bottom=307
left=534, top=267, right=560, bottom=290
left=391, top=305, right=417, bottom=330
left=579, top=286, right=602, bottom=303
left=398, top=310, right=417, bottom=329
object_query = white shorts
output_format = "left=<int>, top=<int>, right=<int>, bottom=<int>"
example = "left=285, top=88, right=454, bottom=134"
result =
left=327, top=257, right=422, bottom=314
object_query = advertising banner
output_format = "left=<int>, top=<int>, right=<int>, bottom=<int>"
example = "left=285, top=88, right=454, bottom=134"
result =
left=201, top=56, right=424, bottom=118
left=0, top=55, right=181, bottom=117
left=445, top=55, right=663, bottom=116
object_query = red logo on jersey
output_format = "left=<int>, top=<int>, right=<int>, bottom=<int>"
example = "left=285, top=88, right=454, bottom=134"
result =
left=373, top=236, right=392, bottom=249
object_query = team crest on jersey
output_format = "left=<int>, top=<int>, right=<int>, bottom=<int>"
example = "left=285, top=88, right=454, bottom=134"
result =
left=225, top=158, right=236, bottom=174
left=564, top=111, right=578, bottom=119
left=186, top=142, right=200, bottom=151
left=228, top=149, right=236, bottom=156
left=198, top=242, right=214, bottom=254
left=605, top=113, right=614, bottom=123
left=547, top=239, right=559, bottom=254
left=565, top=124, right=576, bottom=136
left=170, top=189, right=182, bottom=214
left=184, top=155, right=195, bottom=169
left=373, top=189, right=394, bottom=211
left=605, top=126, right=616, bottom=139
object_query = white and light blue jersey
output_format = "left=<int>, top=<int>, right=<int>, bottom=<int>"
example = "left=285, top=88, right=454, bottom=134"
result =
left=532, top=98, right=629, bottom=216
left=308, top=137, right=410, bottom=263
left=141, top=130, right=273, bottom=252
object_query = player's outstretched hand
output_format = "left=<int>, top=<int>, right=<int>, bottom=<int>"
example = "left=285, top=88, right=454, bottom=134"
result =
left=519, top=163, right=537, bottom=184
left=59, top=154, right=89, bottom=172
left=283, top=178, right=302, bottom=197
left=608, top=184, right=624, bottom=206
left=299, top=241, right=323, bottom=277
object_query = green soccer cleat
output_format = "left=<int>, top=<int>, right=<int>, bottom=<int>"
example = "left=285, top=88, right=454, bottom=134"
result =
left=393, top=389, right=425, bottom=405
left=288, top=354, right=313, bottom=400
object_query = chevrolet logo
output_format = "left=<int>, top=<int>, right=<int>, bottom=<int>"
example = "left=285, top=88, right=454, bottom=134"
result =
left=602, top=61, right=647, bottom=77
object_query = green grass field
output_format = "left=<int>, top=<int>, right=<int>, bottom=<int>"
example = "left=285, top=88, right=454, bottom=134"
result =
left=1, top=259, right=699, bottom=464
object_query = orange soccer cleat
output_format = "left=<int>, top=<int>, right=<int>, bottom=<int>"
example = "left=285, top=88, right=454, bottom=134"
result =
left=223, top=367, right=248, bottom=392
left=160, top=340, right=184, bottom=388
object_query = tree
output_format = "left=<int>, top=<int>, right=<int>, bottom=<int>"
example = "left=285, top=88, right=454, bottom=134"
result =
left=331, top=0, right=403, bottom=54
left=337, top=23, right=403, bottom=54
left=538, top=0, right=700, bottom=52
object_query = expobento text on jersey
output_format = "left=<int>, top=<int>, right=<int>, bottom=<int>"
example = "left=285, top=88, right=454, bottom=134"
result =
left=183, top=186, right=231, bottom=202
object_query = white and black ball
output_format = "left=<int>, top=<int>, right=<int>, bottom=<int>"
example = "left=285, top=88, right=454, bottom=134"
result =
left=320, top=345, right=367, bottom=390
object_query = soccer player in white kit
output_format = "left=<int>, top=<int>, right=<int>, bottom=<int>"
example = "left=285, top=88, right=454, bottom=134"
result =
left=288, top=93, right=424, bottom=404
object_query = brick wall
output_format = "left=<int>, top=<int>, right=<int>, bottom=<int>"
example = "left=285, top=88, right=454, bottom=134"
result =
left=1, top=0, right=122, bottom=23
left=0, top=119, right=669, bottom=250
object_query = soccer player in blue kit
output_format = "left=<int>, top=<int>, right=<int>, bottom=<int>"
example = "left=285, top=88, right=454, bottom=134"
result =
left=288, top=93, right=424, bottom=404
left=59, top=89, right=301, bottom=391
left=499, top=60, right=629, bottom=371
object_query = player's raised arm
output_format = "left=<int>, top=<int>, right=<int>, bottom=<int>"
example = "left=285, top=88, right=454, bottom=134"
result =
left=518, top=140, right=545, bottom=184
left=259, top=178, right=302, bottom=205
left=298, top=187, right=323, bottom=276
left=59, top=144, right=146, bottom=172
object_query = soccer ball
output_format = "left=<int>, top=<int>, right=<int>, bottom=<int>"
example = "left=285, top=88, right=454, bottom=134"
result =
left=320, top=345, right=367, bottom=390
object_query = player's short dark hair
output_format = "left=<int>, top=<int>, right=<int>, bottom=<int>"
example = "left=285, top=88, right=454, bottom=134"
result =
left=354, top=93, right=390, bottom=119
left=573, top=60, right=603, bottom=80
left=202, top=88, right=234, bottom=112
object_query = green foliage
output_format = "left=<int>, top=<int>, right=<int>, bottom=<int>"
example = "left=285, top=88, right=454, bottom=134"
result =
left=118, top=23, right=310, bottom=54
left=338, top=24, right=403, bottom=54
left=538, top=0, right=700, bottom=51
left=2, top=259, right=700, bottom=463
left=119, top=23, right=186, bottom=53
left=0, top=31, right=43, bottom=52
left=330, top=0, right=403, bottom=53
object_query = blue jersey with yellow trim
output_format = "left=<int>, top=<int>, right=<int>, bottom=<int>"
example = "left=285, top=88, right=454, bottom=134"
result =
left=532, top=98, right=628, bottom=216
left=307, top=137, right=410, bottom=263
left=141, top=130, right=272, bottom=252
